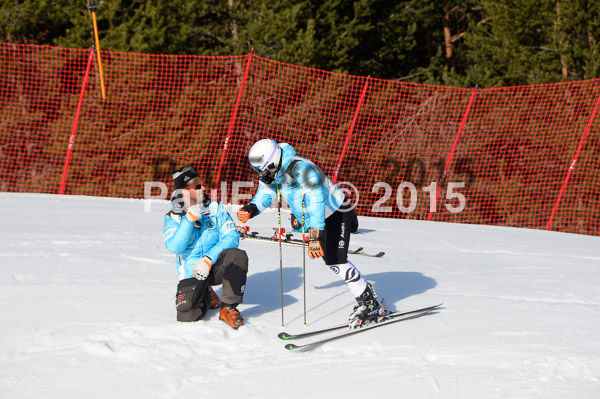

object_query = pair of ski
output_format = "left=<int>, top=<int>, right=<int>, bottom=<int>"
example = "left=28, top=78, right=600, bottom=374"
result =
left=278, top=303, right=443, bottom=351
left=237, top=227, right=385, bottom=258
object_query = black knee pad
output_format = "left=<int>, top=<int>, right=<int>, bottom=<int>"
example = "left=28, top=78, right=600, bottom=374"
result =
left=175, top=278, right=210, bottom=322
left=224, top=263, right=247, bottom=296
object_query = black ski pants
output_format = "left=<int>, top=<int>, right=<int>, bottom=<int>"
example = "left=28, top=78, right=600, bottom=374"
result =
left=322, top=207, right=358, bottom=266
left=208, top=248, right=248, bottom=306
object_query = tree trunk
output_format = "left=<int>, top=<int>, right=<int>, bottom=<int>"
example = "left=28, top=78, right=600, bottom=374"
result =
left=556, top=0, right=569, bottom=78
left=228, top=0, right=239, bottom=43
left=444, top=11, right=453, bottom=59
left=228, top=0, right=243, bottom=81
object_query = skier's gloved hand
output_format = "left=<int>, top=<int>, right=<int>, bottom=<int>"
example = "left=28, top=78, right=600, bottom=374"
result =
left=237, top=203, right=259, bottom=223
left=307, top=228, right=324, bottom=259
left=170, top=191, right=187, bottom=215
left=193, top=256, right=212, bottom=280
left=185, top=204, right=204, bottom=223
left=290, top=213, right=303, bottom=232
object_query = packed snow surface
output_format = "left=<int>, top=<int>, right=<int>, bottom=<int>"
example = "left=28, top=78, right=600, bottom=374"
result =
left=1, top=193, right=599, bottom=398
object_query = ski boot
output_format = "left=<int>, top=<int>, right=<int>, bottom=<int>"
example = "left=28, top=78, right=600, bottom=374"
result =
left=348, top=282, right=390, bottom=329
left=219, top=304, right=244, bottom=329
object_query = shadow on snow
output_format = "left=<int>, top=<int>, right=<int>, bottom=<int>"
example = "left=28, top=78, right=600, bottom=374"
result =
left=224, top=268, right=436, bottom=320
left=315, top=271, right=438, bottom=312
left=226, top=266, right=304, bottom=319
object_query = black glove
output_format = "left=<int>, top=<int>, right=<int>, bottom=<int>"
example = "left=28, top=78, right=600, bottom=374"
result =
left=171, top=191, right=187, bottom=215
left=237, top=203, right=259, bottom=223
left=290, top=213, right=304, bottom=232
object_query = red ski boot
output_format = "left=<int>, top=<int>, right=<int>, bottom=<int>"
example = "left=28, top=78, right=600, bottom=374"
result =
left=219, top=306, right=243, bottom=329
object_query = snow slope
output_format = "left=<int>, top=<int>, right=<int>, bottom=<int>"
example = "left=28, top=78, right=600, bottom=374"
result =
left=1, top=192, right=599, bottom=399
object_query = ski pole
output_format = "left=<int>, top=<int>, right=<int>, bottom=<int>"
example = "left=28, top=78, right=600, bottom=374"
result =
left=277, top=185, right=284, bottom=326
left=302, top=192, right=307, bottom=326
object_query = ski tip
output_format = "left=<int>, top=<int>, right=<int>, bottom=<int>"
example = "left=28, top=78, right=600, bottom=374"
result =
left=423, top=303, right=444, bottom=313
left=278, top=332, right=296, bottom=340
left=284, top=343, right=303, bottom=351
left=375, top=252, right=385, bottom=257
left=423, top=303, right=444, bottom=311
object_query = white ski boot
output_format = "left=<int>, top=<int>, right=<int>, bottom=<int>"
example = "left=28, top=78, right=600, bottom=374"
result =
left=348, top=282, right=390, bottom=329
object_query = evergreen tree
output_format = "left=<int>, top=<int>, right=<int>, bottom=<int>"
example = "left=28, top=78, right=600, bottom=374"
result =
left=55, top=0, right=233, bottom=55
left=459, top=0, right=564, bottom=87
left=556, top=0, right=600, bottom=80
left=414, top=0, right=483, bottom=87
left=230, top=0, right=316, bottom=65
left=0, top=0, right=75, bottom=45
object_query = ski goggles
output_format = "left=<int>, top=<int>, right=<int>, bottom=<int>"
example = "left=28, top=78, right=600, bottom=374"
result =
left=252, top=145, right=279, bottom=173
left=252, top=164, right=276, bottom=180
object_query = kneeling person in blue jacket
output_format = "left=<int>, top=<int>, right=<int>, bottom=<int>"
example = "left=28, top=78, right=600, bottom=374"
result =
left=164, top=166, right=248, bottom=328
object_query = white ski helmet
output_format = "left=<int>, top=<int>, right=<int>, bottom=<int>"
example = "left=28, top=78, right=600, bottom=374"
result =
left=248, top=139, right=282, bottom=182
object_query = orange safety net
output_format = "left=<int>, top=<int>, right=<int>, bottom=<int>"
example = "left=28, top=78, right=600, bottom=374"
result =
left=1, top=43, right=599, bottom=236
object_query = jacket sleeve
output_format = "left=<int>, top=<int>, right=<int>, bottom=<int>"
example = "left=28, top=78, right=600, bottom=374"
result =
left=204, top=204, right=240, bottom=262
left=296, top=162, right=326, bottom=230
left=163, top=212, right=195, bottom=254
left=249, top=180, right=277, bottom=212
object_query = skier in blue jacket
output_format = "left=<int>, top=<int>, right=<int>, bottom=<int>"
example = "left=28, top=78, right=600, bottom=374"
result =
left=164, top=166, right=248, bottom=328
left=237, top=139, right=387, bottom=328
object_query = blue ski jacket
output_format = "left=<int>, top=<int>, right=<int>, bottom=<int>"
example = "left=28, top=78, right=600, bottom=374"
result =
left=163, top=200, right=239, bottom=280
left=249, top=143, right=345, bottom=230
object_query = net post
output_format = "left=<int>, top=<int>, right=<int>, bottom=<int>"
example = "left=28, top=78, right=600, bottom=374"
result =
left=333, top=76, right=370, bottom=184
left=214, top=50, right=254, bottom=190
left=59, top=49, right=94, bottom=194
left=428, top=86, right=478, bottom=221
left=545, top=93, right=600, bottom=230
